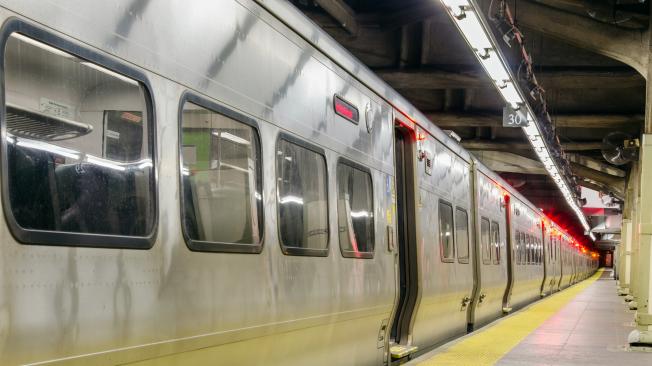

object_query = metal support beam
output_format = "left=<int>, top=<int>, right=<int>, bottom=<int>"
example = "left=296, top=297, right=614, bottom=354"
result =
left=471, top=150, right=546, bottom=174
left=314, top=0, right=359, bottom=35
left=570, top=163, right=625, bottom=197
left=377, top=68, right=644, bottom=90
left=461, top=139, right=603, bottom=151
left=512, top=0, right=648, bottom=76
left=530, top=0, right=649, bottom=29
left=566, top=153, right=626, bottom=178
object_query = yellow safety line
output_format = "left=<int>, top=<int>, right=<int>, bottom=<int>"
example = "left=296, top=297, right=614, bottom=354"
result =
left=416, top=269, right=605, bottom=366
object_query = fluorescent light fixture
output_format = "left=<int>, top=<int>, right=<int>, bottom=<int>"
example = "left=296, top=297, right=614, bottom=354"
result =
left=137, top=160, right=153, bottom=169
left=440, top=0, right=471, bottom=18
left=279, top=195, right=304, bottom=205
left=350, top=211, right=370, bottom=218
left=480, top=50, right=510, bottom=85
left=10, top=33, right=74, bottom=59
left=212, top=131, right=250, bottom=145
left=219, top=162, right=249, bottom=174
left=497, top=81, right=523, bottom=109
left=16, top=138, right=80, bottom=160
left=86, top=155, right=126, bottom=171
left=80, top=62, right=139, bottom=86
left=439, top=0, right=592, bottom=240
left=453, top=9, right=493, bottom=52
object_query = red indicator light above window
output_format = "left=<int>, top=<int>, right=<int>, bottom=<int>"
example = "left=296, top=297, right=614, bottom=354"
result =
left=334, top=95, right=359, bottom=124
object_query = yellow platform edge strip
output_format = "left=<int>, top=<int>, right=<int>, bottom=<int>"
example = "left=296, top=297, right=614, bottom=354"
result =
left=417, top=270, right=605, bottom=366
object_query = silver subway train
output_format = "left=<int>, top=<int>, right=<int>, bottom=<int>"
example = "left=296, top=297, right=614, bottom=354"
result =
left=0, top=0, right=597, bottom=365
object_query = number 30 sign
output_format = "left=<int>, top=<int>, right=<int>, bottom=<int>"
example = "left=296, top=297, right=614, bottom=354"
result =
left=502, top=106, right=529, bottom=127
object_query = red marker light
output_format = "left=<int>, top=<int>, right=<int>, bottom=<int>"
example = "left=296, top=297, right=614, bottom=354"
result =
left=334, top=96, right=359, bottom=123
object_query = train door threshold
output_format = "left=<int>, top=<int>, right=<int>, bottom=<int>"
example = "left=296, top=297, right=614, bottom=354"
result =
left=389, top=343, right=418, bottom=363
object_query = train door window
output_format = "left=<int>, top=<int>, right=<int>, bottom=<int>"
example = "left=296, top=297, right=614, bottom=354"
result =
left=455, top=208, right=469, bottom=263
left=337, top=159, right=374, bottom=258
left=523, top=234, right=528, bottom=264
left=276, top=135, right=329, bottom=256
left=537, top=238, right=542, bottom=264
left=538, top=238, right=542, bottom=264
left=439, top=200, right=455, bottom=262
left=516, top=232, right=522, bottom=265
left=491, top=221, right=500, bottom=264
left=526, top=235, right=532, bottom=265
left=481, top=218, right=491, bottom=264
left=2, top=30, right=155, bottom=248
left=521, top=232, right=527, bottom=264
left=179, top=96, right=263, bottom=253
left=516, top=232, right=525, bottom=264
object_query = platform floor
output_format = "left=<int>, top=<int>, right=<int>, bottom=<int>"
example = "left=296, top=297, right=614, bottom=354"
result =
left=409, top=269, right=652, bottom=365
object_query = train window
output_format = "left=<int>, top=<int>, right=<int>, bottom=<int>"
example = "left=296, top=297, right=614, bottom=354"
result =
left=518, top=232, right=527, bottom=264
left=491, top=221, right=500, bottom=264
left=455, top=208, right=469, bottom=263
left=481, top=218, right=491, bottom=264
left=337, top=159, right=374, bottom=258
left=179, top=96, right=263, bottom=253
left=277, top=135, right=329, bottom=256
left=525, top=234, right=532, bottom=265
left=439, top=201, right=455, bottom=262
left=2, top=31, right=155, bottom=248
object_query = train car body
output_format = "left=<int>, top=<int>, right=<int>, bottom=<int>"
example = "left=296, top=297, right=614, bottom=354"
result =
left=0, top=1, right=597, bottom=365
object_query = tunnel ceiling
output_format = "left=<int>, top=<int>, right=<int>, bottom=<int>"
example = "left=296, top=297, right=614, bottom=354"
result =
left=292, top=0, right=647, bottom=247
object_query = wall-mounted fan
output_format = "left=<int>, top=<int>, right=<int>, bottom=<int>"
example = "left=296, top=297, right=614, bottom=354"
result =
left=601, top=132, right=639, bottom=166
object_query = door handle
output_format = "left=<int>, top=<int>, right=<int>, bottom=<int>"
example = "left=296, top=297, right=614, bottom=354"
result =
left=461, top=295, right=471, bottom=309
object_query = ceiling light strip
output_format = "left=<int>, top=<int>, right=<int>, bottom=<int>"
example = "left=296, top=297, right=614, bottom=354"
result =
left=438, top=0, right=592, bottom=238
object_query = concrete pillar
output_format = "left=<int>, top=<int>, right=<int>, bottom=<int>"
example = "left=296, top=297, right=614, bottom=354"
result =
left=629, top=135, right=652, bottom=345
left=628, top=9, right=652, bottom=343
left=618, top=220, right=631, bottom=294
left=619, top=162, right=638, bottom=297
left=628, top=193, right=641, bottom=309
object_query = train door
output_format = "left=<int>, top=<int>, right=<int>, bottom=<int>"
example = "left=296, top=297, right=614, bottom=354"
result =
left=541, top=223, right=549, bottom=296
left=389, top=125, right=419, bottom=359
left=501, top=195, right=515, bottom=313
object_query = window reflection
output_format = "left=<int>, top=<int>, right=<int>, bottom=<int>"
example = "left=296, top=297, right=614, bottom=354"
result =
left=5, top=33, right=154, bottom=238
left=180, top=102, right=263, bottom=246
left=337, top=162, right=374, bottom=256
left=277, top=138, right=328, bottom=253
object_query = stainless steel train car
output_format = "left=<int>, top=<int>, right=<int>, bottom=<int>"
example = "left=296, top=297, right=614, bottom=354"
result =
left=0, top=0, right=598, bottom=365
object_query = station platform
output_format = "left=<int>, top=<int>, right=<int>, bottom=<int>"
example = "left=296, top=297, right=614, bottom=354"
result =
left=408, top=269, right=651, bottom=365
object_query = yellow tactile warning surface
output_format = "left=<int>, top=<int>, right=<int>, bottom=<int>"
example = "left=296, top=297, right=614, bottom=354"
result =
left=415, top=270, right=604, bottom=366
